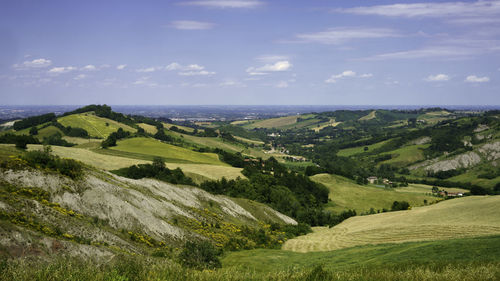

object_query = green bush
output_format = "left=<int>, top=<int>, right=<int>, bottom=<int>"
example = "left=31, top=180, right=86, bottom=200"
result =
left=178, top=241, right=222, bottom=270
left=21, top=147, right=83, bottom=179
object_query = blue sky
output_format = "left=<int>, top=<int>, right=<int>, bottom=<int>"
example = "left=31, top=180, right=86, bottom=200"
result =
left=0, top=0, right=499, bottom=105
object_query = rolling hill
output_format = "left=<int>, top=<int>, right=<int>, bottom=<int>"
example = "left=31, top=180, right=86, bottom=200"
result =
left=311, top=173, right=461, bottom=214
left=58, top=112, right=136, bottom=138
left=282, top=195, right=500, bottom=252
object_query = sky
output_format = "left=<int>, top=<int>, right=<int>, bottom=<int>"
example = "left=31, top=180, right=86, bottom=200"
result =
left=0, top=0, right=499, bottom=105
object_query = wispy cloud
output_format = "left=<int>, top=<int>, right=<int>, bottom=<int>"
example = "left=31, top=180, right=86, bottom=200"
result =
left=219, top=80, right=246, bottom=87
left=275, top=81, right=289, bottom=88
left=182, top=0, right=264, bottom=9
left=361, top=46, right=476, bottom=61
left=246, top=60, right=292, bottom=75
left=81, top=65, right=97, bottom=71
left=255, top=55, right=290, bottom=62
left=465, top=75, right=490, bottom=83
left=74, top=74, right=87, bottom=80
left=325, top=70, right=373, bottom=83
left=171, top=20, right=216, bottom=30
left=133, top=76, right=159, bottom=87
left=136, top=67, right=162, bottom=73
left=13, top=58, right=52, bottom=69
left=178, top=70, right=216, bottom=76
left=425, top=74, right=450, bottom=82
left=335, top=1, right=500, bottom=19
left=116, top=64, right=127, bottom=70
left=294, top=27, right=399, bottom=45
left=48, top=66, right=76, bottom=74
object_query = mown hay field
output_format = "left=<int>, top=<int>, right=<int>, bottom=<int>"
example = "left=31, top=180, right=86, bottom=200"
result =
left=58, top=113, right=136, bottom=138
left=110, top=137, right=226, bottom=165
left=137, top=123, right=158, bottom=134
left=283, top=195, right=500, bottom=252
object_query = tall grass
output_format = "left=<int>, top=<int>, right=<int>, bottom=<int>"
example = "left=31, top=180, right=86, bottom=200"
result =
left=1, top=257, right=498, bottom=281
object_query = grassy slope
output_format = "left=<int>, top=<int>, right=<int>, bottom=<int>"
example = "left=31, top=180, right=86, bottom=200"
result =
left=312, top=173, right=441, bottom=214
left=243, top=116, right=298, bottom=129
left=163, top=122, right=196, bottom=133
left=359, top=110, right=377, bottom=121
left=28, top=144, right=150, bottom=170
left=169, top=131, right=245, bottom=154
left=379, top=144, right=429, bottom=167
left=110, top=137, right=226, bottom=165
left=138, top=123, right=158, bottom=134
left=58, top=113, right=136, bottom=138
left=223, top=235, right=500, bottom=273
left=337, top=140, right=390, bottom=157
left=283, top=195, right=500, bottom=252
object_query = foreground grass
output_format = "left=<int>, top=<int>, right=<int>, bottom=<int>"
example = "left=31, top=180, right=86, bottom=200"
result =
left=224, top=235, right=500, bottom=274
left=2, top=236, right=500, bottom=281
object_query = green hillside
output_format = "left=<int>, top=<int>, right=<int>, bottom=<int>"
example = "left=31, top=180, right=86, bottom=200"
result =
left=311, top=173, right=448, bottom=213
left=283, top=195, right=500, bottom=252
left=109, top=137, right=226, bottom=165
left=58, top=113, right=136, bottom=138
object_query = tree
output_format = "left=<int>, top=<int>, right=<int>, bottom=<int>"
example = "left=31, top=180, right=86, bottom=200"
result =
left=152, top=157, right=165, bottom=170
left=29, top=126, right=38, bottom=135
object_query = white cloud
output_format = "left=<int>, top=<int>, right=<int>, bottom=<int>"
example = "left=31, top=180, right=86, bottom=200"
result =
left=165, top=62, right=182, bottom=71
left=426, top=74, right=450, bottom=82
left=295, top=27, right=399, bottom=45
left=13, top=58, right=52, bottom=69
left=116, top=64, right=127, bottom=70
left=361, top=46, right=476, bottom=61
left=185, top=64, right=205, bottom=70
left=324, top=70, right=372, bottom=83
left=74, top=74, right=87, bottom=80
left=275, top=81, right=289, bottom=88
left=48, top=66, right=76, bottom=74
left=133, top=76, right=158, bottom=87
left=246, top=60, right=292, bottom=75
left=81, top=65, right=97, bottom=71
left=325, top=70, right=356, bottom=83
left=335, top=1, right=500, bottom=19
left=136, top=67, right=162, bottom=73
left=178, top=70, right=215, bottom=76
left=171, top=20, right=215, bottom=30
left=255, top=55, right=289, bottom=62
left=219, top=80, right=246, bottom=87
left=182, top=0, right=264, bottom=9
left=465, top=75, right=490, bottom=83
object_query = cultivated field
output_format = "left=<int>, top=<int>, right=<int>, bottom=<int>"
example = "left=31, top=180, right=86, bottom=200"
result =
left=58, top=113, right=136, bottom=138
left=243, top=115, right=299, bottom=129
left=110, top=137, right=226, bottom=165
left=27, top=144, right=149, bottom=170
left=359, top=110, right=376, bottom=121
left=312, top=173, right=441, bottom=213
left=283, top=195, right=500, bottom=252
left=137, top=123, right=158, bottom=134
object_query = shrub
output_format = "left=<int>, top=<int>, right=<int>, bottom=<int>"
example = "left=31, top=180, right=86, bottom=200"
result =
left=391, top=201, right=410, bottom=211
left=22, top=147, right=83, bottom=179
left=178, top=240, right=222, bottom=270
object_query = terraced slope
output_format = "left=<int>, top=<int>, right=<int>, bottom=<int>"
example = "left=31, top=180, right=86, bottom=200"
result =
left=283, top=195, right=500, bottom=252
left=58, top=113, right=136, bottom=138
